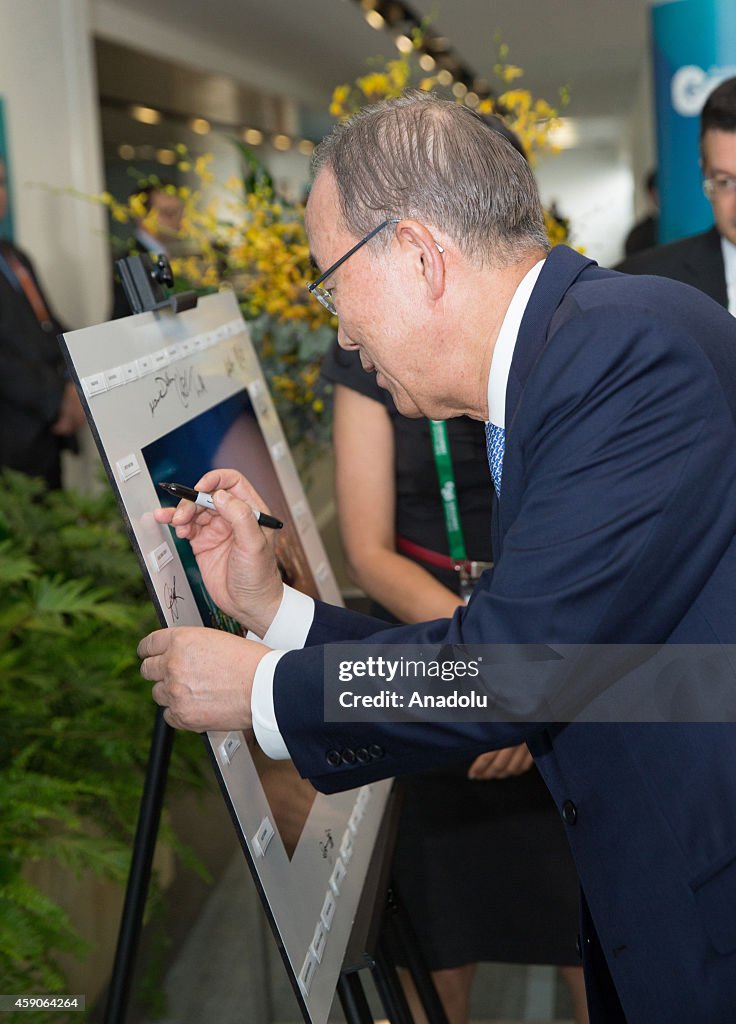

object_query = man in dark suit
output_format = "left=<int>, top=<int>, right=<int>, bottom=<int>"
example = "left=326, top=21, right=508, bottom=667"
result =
left=138, top=93, right=736, bottom=1022
left=617, top=76, right=736, bottom=313
left=0, top=158, right=84, bottom=488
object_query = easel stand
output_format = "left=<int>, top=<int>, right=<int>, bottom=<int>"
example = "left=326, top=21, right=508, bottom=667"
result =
left=104, top=709, right=172, bottom=1024
left=337, top=788, right=450, bottom=1024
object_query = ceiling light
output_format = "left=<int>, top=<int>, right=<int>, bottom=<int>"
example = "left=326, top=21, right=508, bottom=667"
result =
left=156, top=148, right=177, bottom=165
left=118, top=143, right=135, bottom=161
left=190, top=118, right=211, bottom=135
left=364, top=9, right=385, bottom=29
left=548, top=118, right=579, bottom=149
left=464, top=92, right=480, bottom=108
left=437, top=69, right=453, bottom=87
left=130, top=105, right=161, bottom=125
left=452, top=82, right=468, bottom=98
left=272, top=134, right=292, bottom=151
left=243, top=128, right=263, bottom=145
left=419, top=53, right=435, bottom=72
left=297, top=139, right=315, bottom=156
left=395, top=33, right=413, bottom=53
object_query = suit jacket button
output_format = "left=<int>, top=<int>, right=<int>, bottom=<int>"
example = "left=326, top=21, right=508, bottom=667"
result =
left=355, top=747, right=370, bottom=763
left=341, top=748, right=356, bottom=764
left=368, top=744, right=384, bottom=759
left=562, top=800, right=577, bottom=825
left=326, top=750, right=342, bottom=767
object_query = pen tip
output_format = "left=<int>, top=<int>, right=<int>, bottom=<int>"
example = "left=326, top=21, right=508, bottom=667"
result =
left=158, top=482, right=170, bottom=490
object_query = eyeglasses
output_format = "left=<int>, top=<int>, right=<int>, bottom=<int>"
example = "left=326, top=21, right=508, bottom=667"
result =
left=703, top=175, right=736, bottom=199
left=306, top=218, right=399, bottom=315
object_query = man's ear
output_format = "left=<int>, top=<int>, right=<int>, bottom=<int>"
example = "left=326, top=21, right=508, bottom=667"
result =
left=394, top=220, right=446, bottom=300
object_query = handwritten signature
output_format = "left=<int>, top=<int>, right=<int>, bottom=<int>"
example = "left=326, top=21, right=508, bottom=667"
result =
left=319, top=829, right=335, bottom=860
left=164, top=575, right=185, bottom=622
left=149, top=366, right=207, bottom=416
left=225, top=344, right=249, bottom=378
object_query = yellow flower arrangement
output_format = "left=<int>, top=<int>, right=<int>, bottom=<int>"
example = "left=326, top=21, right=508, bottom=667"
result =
left=329, top=33, right=570, bottom=173
left=100, top=155, right=335, bottom=466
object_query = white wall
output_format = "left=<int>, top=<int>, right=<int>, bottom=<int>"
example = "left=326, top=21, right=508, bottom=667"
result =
left=536, top=143, right=634, bottom=269
left=0, top=0, right=109, bottom=327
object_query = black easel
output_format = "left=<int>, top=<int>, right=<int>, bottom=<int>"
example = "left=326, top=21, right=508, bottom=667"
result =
left=104, top=709, right=171, bottom=1024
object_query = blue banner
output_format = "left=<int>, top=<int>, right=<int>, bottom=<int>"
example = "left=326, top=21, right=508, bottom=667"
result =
left=0, top=97, right=14, bottom=240
left=651, top=0, right=736, bottom=242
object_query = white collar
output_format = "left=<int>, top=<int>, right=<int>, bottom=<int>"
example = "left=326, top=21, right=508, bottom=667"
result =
left=720, top=235, right=736, bottom=317
left=487, top=259, right=546, bottom=427
left=134, top=227, right=169, bottom=257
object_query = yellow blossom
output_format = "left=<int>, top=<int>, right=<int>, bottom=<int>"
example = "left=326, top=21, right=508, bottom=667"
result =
left=128, top=192, right=147, bottom=220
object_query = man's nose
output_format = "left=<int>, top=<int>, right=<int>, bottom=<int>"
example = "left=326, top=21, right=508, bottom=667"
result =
left=337, top=327, right=358, bottom=351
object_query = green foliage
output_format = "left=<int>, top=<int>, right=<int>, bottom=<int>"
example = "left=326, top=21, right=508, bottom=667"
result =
left=0, top=471, right=206, bottom=1019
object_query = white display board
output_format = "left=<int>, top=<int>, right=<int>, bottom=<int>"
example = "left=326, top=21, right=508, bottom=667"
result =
left=61, top=291, right=391, bottom=1024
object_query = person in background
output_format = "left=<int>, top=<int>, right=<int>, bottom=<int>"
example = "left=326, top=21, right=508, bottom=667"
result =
left=111, top=181, right=184, bottom=318
left=617, top=77, right=736, bottom=314
left=622, top=170, right=658, bottom=257
left=0, top=157, right=84, bottom=488
left=320, top=115, right=587, bottom=1024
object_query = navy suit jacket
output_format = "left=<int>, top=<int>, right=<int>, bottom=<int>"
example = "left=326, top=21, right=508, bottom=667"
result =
left=615, top=225, right=728, bottom=309
left=273, top=246, right=736, bottom=1022
left=0, top=241, right=69, bottom=487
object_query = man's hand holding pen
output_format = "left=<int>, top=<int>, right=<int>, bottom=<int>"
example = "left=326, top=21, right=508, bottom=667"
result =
left=153, top=468, right=284, bottom=638
left=139, top=468, right=285, bottom=733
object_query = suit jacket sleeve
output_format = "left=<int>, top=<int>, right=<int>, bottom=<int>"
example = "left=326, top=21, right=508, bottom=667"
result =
left=274, top=296, right=736, bottom=792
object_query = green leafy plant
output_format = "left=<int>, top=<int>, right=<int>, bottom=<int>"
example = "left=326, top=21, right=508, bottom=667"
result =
left=0, top=470, right=206, bottom=1020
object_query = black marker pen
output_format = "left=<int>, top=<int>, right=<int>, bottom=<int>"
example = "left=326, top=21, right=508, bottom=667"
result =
left=158, top=481, right=283, bottom=529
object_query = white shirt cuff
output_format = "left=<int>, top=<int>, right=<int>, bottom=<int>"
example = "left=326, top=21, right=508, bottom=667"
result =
left=246, top=583, right=315, bottom=649
left=252, top=649, right=292, bottom=759
left=249, top=585, right=315, bottom=760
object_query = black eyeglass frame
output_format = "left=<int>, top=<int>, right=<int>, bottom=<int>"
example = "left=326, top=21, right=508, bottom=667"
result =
left=306, top=218, right=399, bottom=313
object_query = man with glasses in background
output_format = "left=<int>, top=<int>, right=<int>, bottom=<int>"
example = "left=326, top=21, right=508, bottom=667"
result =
left=618, top=76, right=736, bottom=314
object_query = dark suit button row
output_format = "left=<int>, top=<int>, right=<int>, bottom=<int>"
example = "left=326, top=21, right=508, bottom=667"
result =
left=562, top=799, right=577, bottom=825
left=325, top=745, right=385, bottom=767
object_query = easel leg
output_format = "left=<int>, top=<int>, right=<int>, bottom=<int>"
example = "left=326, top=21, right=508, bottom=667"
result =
left=337, top=970, right=375, bottom=1024
left=104, top=708, right=173, bottom=1024
left=383, top=886, right=450, bottom=1024
left=371, top=937, right=417, bottom=1024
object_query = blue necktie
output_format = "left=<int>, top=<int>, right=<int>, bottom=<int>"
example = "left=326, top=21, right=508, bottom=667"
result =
left=485, top=422, right=505, bottom=497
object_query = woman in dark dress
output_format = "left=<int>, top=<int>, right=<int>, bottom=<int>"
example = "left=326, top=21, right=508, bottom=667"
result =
left=322, top=341, right=588, bottom=1024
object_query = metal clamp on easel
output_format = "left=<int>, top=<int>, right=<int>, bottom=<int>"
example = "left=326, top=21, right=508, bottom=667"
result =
left=115, top=252, right=198, bottom=314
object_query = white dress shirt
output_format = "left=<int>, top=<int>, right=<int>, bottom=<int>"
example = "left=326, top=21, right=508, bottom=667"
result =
left=721, top=235, right=736, bottom=317
left=251, top=259, right=546, bottom=758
